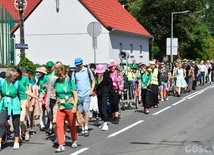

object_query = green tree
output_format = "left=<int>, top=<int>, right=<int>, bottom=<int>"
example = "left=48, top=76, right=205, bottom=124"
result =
left=119, top=0, right=214, bottom=60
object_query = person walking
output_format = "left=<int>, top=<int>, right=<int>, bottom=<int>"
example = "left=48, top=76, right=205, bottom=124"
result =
left=149, top=61, right=160, bottom=108
left=108, top=61, right=124, bottom=124
left=95, top=65, right=112, bottom=130
left=72, top=58, right=95, bottom=137
left=175, top=62, right=187, bottom=97
left=199, top=60, right=207, bottom=86
left=54, top=66, right=78, bottom=152
left=36, top=67, right=48, bottom=131
left=140, top=65, right=151, bottom=114
left=13, top=66, right=30, bottom=141
left=0, top=68, right=21, bottom=150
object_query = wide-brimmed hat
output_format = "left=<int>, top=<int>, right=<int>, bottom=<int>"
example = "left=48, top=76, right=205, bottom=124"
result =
left=149, top=61, right=155, bottom=65
left=74, top=58, right=83, bottom=66
left=46, top=61, right=54, bottom=68
left=69, top=63, right=76, bottom=68
left=36, top=67, right=47, bottom=74
left=108, top=61, right=116, bottom=68
left=95, top=65, right=105, bottom=73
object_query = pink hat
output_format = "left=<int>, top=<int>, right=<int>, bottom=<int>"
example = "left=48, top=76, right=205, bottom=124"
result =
left=95, top=65, right=105, bottom=73
left=108, top=61, right=116, bottom=68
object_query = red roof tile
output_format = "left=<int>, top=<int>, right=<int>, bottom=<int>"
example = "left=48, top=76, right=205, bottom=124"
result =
left=0, top=0, right=42, bottom=33
left=80, top=0, right=152, bottom=37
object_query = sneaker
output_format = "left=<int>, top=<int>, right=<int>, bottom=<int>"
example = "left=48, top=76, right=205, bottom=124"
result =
left=55, top=145, right=65, bottom=153
left=78, top=130, right=84, bottom=136
left=25, top=132, right=30, bottom=141
left=114, top=117, right=119, bottom=124
left=165, top=97, right=169, bottom=101
left=161, top=98, right=164, bottom=101
left=99, top=121, right=104, bottom=128
left=84, top=130, right=89, bottom=137
left=29, top=130, right=36, bottom=136
left=101, top=123, right=108, bottom=131
left=71, top=141, right=77, bottom=148
left=145, top=109, right=149, bottom=114
left=13, top=142, right=19, bottom=150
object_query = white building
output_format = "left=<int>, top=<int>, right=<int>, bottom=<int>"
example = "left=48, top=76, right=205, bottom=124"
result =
left=8, top=0, right=152, bottom=65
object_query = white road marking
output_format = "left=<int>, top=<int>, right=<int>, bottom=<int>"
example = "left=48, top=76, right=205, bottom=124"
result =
left=172, top=99, right=185, bottom=106
left=187, top=91, right=204, bottom=99
left=70, top=148, right=89, bottom=155
left=152, top=106, right=171, bottom=116
left=182, top=91, right=200, bottom=100
left=107, top=120, right=144, bottom=138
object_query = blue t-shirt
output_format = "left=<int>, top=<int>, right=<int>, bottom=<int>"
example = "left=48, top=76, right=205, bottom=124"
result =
left=71, top=67, right=93, bottom=97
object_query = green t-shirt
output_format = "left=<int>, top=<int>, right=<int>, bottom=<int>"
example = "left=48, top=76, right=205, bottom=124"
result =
left=141, top=73, right=151, bottom=89
left=55, top=77, right=77, bottom=109
left=18, top=76, right=30, bottom=100
left=0, top=79, right=21, bottom=114
left=37, top=75, right=46, bottom=92
left=44, top=72, right=55, bottom=84
left=0, top=79, right=19, bottom=98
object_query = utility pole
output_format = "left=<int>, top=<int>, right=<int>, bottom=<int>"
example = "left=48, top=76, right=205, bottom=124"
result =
left=18, top=0, right=26, bottom=60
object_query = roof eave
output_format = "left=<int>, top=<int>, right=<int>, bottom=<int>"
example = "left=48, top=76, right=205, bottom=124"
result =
left=108, top=28, right=153, bottom=39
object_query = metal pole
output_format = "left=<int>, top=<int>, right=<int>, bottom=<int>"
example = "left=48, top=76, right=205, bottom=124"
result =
left=170, top=10, right=190, bottom=63
left=170, top=13, right=173, bottom=63
left=18, top=0, right=25, bottom=59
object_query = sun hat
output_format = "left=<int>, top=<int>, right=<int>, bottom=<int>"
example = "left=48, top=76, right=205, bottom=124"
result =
left=36, top=67, right=47, bottom=74
left=74, top=58, right=83, bottom=66
left=149, top=61, right=155, bottom=65
left=95, top=65, right=105, bottom=74
left=69, top=63, right=76, bottom=68
left=46, top=61, right=54, bottom=68
left=108, top=61, right=116, bottom=68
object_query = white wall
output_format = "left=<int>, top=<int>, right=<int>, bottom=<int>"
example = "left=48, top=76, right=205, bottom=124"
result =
left=109, top=32, right=150, bottom=64
left=14, top=0, right=110, bottom=65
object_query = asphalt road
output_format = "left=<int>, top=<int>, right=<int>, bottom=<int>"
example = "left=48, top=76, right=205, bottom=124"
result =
left=1, top=83, right=214, bottom=155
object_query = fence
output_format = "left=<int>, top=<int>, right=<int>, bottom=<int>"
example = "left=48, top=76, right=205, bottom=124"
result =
left=0, top=5, right=15, bottom=66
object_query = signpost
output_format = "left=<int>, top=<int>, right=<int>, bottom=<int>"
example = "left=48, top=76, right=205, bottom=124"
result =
left=87, top=22, right=102, bottom=64
left=15, top=43, right=28, bottom=49
left=14, top=0, right=27, bottom=60
left=166, top=38, right=178, bottom=56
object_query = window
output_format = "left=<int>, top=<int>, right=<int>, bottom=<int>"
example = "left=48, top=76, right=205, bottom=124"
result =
left=130, top=44, right=134, bottom=57
left=120, top=43, right=123, bottom=52
left=140, top=45, right=143, bottom=58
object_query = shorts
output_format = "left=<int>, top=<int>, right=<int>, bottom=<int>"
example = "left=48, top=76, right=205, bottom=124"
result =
left=160, top=82, right=168, bottom=91
left=78, top=95, right=91, bottom=112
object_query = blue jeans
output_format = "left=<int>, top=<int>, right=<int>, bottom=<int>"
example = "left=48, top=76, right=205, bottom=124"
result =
left=200, top=72, right=205, bottom=86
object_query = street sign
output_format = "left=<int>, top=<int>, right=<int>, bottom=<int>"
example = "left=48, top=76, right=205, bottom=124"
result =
left=166, top=38, right=178, bottom=55
left=87, top=21, right=102, bottom=64
left=15, top=43, right=28, bottom=49
left=14, top=0, right=27, bottom=11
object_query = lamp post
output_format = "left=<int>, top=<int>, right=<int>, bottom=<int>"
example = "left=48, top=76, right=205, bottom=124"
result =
left=171, top=10, right=190, bottom=62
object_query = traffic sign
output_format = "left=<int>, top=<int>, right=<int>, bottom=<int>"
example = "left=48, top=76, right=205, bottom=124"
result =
left=15, top=43, right=28, bottom=49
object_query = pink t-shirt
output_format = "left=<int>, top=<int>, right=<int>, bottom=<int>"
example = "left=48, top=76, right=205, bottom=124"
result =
left=110, top=71, right=119, bottom=90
